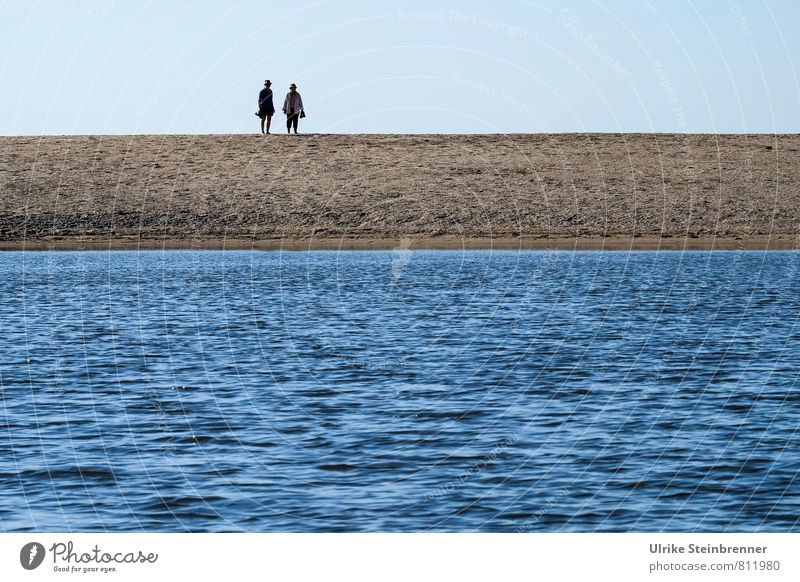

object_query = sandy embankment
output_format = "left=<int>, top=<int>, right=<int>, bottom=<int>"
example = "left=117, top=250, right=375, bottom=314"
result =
left=1, top=133, right=798, bottom=250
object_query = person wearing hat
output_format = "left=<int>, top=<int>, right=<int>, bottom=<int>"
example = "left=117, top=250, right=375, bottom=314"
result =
left=282, top=83, right=304, bottom=134
left=256, top=80, right=275, bottom=134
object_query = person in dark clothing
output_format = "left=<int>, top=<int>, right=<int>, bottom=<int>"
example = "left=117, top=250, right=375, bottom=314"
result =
left=257, top=80, right=275, bottom=134
left=282, top=83, right=304, bottom=134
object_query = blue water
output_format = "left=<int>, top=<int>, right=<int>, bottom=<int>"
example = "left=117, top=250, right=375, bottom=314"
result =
left=0, top=250, right=798, bottom=532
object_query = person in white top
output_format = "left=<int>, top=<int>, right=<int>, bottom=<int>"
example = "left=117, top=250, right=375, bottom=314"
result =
left=282, top=83, right=305, bottom=134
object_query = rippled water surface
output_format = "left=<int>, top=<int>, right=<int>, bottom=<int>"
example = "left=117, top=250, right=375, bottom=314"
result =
left=0, top=250, right=798, bottom=532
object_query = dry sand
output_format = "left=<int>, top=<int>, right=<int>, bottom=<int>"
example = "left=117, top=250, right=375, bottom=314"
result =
left=1, top=133, right=799, bottom=250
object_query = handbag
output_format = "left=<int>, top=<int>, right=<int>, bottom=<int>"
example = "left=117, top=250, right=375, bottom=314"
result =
left=299, top=110, right=306, bottom=118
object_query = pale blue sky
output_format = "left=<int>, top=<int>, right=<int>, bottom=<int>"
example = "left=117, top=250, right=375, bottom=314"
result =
left=2, top=0, right=798, bottom=134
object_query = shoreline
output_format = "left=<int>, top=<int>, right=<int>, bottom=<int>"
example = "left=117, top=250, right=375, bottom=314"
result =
left=1, top=235, right=797, bottom=251
left=3, top=134, right=799, bottom=249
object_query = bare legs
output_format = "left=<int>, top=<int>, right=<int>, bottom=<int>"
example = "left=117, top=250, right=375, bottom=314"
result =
left=259, top=115, right=274, bottom=135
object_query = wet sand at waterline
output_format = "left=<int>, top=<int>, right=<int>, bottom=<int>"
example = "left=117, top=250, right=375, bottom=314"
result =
left=1, top=133, right=798, bottom=250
